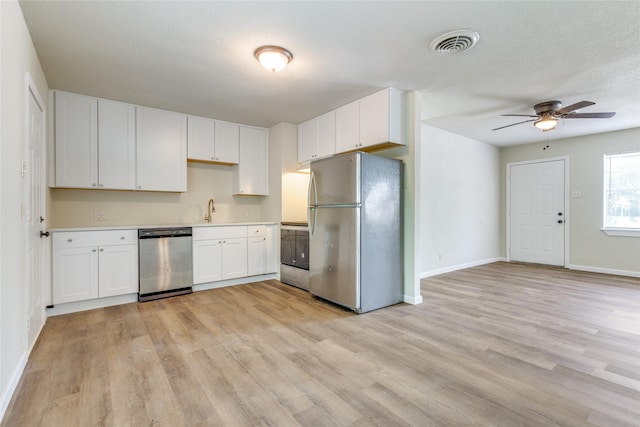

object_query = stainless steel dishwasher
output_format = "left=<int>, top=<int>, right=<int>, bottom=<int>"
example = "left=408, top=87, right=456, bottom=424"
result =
left=138, top=227, right=193, bottom=302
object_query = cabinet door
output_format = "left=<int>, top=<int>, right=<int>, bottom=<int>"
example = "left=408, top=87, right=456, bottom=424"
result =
left=98, top=99, right=136, bottom=190
left=297, top=117, right=317, bottom=163
left=214, top=121, right=240, bottom=164
left=232, top=127, right=268, bottom=195
left=136, top=107, right=187, bottom=192
left=187, top=116, right=216, bottom=161
left=221, top=238, right=247, bottom=280
left=98, top=244, right=138, bottom=297
left=335, top=100, right=360, bottom=153
left=53, top=246, right=99, bottom=304
left=247, top=236, right=267, bottom=276
left=316, top=110, right=336, bottom=158
left=193, top=240, right=223, bottom=284
left=359, top=89, right=390, bottom=148
left=55, top=91, right=98, bottom=188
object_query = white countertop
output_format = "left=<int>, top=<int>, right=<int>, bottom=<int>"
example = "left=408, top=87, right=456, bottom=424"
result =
left=49, top=221, right=279, bottom=232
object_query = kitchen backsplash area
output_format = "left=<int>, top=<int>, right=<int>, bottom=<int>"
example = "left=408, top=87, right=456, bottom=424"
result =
left=49, top=162, right=265, bottom=228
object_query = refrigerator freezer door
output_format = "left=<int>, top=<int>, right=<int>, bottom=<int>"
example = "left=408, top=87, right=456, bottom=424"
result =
left=309, top=206, right=359, bottom=310
left=311, top=152, right=360, bottom=206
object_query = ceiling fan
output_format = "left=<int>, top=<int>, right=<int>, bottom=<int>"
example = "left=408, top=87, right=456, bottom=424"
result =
left=492, top=100, right=616, bottom=132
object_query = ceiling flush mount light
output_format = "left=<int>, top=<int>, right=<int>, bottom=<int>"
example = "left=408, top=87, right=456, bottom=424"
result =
left=429, top=29, right=480, bottom=55
left=254, top=45, right=293, bottom=72
left=534, top=115, right=559, bottom=131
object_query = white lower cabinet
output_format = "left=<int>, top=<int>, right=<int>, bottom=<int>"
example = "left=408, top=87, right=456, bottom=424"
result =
left=193, top=239, right=223, bottom=283
left=53, top=246, right=99, bottom=304
left=52, top=230, right=138, bottom=304
left=221, top=238, right=248, bottom=280
left=193, top=226, right=247, bottom=284
left=98, top=244, right=139, bottom=298
left=193, top=224, right=278, bottom=285
left=247, top=227, right=267, bottom=276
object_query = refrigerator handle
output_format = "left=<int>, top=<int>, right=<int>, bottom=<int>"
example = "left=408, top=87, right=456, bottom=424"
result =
left=308, top=171, right=316, bottom=236
left=308, top=171, right=317, bottom=207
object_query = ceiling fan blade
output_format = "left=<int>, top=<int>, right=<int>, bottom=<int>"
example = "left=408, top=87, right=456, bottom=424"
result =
left=562, top=112, right=616, bottom=119
left=501, top=114, right=539, bottom=118
left=491, top=119, right=536, bottom=131
left=556, top=101, right=595, bottom=115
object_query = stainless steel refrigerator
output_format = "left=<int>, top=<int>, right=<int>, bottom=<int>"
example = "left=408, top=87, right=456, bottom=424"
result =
left=308, top=152, right=402, bottom=313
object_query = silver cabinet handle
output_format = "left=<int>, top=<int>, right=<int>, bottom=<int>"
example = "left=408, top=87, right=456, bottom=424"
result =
left=92, top=183, right=97, bottom=187
left=120, top=236, right=125, bottom=240
left=92, top=249, right=97, bottom=252
left=67, top=238, right=73, bottom=242
left=99, top=248, right=104, bottom=252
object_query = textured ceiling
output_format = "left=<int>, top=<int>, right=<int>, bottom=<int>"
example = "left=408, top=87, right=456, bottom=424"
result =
left=19, top=1, right=640, bottom=147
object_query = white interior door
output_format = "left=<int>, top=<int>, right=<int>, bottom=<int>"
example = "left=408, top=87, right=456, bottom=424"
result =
left=24, top=76, right=47, bottom=349
left=509, top=159, right=566, bottom=266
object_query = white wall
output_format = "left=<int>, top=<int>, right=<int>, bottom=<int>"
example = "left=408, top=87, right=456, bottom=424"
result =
left=501, top=128, right=640, bottom=276
left=0, top=0, right=49, bottom=419
left=419, top=125, right=502, bottom=276
left=49, top=163, right=265, bottom=227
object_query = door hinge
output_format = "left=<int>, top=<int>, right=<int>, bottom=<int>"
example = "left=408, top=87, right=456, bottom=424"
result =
left=21, top=160, right=27, bottom=177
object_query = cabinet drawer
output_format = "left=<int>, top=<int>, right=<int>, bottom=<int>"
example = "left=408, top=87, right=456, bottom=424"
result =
left=53, top=230, right=137, bottom=249
left=193, top=226, right=247, bottom=241
left=247, top=225, right=266, bottom=237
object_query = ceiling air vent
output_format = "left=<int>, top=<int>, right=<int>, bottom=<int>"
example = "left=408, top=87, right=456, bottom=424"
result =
left=429, top=30, right=480, bottom=55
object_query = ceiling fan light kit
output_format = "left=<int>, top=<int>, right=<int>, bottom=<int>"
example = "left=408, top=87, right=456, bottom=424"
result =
left=254, top=45, right=293, bottom=72
left=492, top=100, right=616, bottom=132
left=534, top=115, right=558, bottom=131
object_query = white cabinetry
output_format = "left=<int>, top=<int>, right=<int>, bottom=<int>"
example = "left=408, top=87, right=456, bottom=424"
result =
left=98, top=99, right=136, bottom=189
left=54, top=92, right=135, bottom=190
left=335, top=100, right=360, bottom=153
left=247, top=226, right=267, bottom=276
left=54, top=91, right=98, bottom=188
left=298, top=111, right=336, bottom=163
left=136, top=107, right=187, bottom=192
left=193, top=226, right=248, bottom=284
left=193, top=224, right=278, bottom=285
left=335, top=88, right=405, bottom=153
left=187, top=116, right=240, bottom=164
left=52, top=230, right=138, bottom=304
left=232, top=126, right=268, bottom=195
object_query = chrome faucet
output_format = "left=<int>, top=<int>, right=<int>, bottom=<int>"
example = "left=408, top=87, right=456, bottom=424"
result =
left=204, top=198, right=216, bottom=223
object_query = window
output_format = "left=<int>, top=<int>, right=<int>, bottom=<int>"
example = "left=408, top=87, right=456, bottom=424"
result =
left=603, top=151, right=640, bottom=233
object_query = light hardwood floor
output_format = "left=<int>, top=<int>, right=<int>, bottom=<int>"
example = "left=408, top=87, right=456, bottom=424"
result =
left=3, top=262, right=639, bottom=426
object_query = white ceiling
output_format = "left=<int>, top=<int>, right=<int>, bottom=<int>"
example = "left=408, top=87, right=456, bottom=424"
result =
left=19, top=1, right=640, bottom=147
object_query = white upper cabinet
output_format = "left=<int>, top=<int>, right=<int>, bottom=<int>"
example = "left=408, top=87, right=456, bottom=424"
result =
left=298, top=110, right=336, bottom=163
left=334, top=88, right=405, bottom=153
left=214, top=121, right=240, bottom=164
left=335, top=100, right=360, bottom=153
left=54, top=91, right=98, bottom=188
left=187, top=115, right=215, bottom=161
left=359, top=88, right=403, bottom=148
left=98, top=99, right=136, bottom=190
left=232, top=126, right=268, bottom=196
left=187, top=116, right=240, bottom=164
left=136, top=106, right=187, bottom=192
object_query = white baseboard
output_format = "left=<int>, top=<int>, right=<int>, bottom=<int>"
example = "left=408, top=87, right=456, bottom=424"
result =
left=0, top=352, right=28, bottom=423
left=193, top=273, right=279, bottom=292
left=569, top=264, right=640, bottom=278
left=420, top=257, right=506, bottom=278
left=47, top=293, right=138, bottom=317
left=403, top=294, right=423, bottom=305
